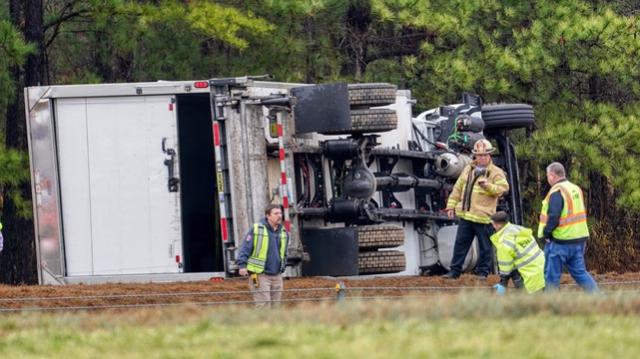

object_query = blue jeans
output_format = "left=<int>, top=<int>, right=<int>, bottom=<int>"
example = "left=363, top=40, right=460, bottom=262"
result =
left=450, top=219, right=494, bottom=276
left=544, top=241, right=598, bottom=292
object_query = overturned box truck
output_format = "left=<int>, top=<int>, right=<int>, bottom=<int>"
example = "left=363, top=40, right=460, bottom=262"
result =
left=24, top=76, right=534, bottom=284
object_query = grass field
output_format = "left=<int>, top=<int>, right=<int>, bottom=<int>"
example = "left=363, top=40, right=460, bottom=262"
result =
left=1, top=290, right=640, bottom=358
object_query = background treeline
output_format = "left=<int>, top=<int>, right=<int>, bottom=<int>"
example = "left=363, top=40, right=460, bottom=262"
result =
left=1, top=0, right=639, bottom=283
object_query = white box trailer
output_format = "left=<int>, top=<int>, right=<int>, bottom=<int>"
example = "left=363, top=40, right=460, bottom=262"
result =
left=25, top=77, right=533, bottom=284
left=26, top=81, right=224, bottom=284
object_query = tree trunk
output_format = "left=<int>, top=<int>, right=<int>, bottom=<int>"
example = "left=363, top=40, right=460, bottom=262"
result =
left=1, top=0, right=44, bottom=284
left=343, top=1, right=371, bottom=80
left=94, top=29, right=115, bottom=82
left=304, top=16, right=317, bottom=83
left=2, top=65, right=37, bottom=284
left=25, top=0, right=47, bottom=88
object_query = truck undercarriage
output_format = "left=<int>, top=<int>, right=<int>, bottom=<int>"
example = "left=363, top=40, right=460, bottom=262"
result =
left=209, top=79, right=534, bottom=277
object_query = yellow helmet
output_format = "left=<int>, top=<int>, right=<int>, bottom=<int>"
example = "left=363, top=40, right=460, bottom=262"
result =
left=472, top=139, right=495, bottom=155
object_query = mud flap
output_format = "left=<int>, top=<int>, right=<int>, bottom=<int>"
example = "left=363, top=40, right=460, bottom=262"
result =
left=301, top=227, right=358, bottom=276
left=291, top=83, right=351, bottom=134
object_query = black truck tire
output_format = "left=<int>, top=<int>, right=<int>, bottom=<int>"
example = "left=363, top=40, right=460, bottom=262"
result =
left=356, top=225, right=405, bottom=250
left=348, top=83, right=397, bottom=107
left=322, top=108, right=398, bottom=135
left=358, top=251, right=406, bottom=274
left=481, top=104, right=535, bottom=130
left=350, top=108, right=398, bottom=133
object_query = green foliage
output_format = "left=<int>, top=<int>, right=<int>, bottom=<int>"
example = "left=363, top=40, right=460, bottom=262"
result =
left=46, top=0, right=362, bottom=84
left=47, top=0, right=277, bottom=82
left=185, top=1, right=273, bottom=49
left=0, top=148, right=29, bottom=188
left=0, top=20, right=34, bottom=116
left=522, top=102, right=640, bottom=203
left=0, top=3, right=8, bottom=21
left=0, top=21, right=34, bottom=220
left=363, top=0, right=640, bottom=212
left=0, top=148, right=31, bottom=219
left=238, top=0, right=348, bottom=82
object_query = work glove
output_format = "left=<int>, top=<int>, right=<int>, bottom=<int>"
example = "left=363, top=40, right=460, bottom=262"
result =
left=493, top=284, right=506, bottom=296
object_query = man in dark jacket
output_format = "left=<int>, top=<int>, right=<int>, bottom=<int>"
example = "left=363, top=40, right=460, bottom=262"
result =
left=539, top=162, right=597, bottom=292
left=237, top=204, right=289, bottom=306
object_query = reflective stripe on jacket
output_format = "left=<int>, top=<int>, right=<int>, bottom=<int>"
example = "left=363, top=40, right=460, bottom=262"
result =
left=490, top=223, right=545, bottom=293
left=446, top=161, right=509, bottom=224
left=538, top=180, right=589, bottom=241
left=246, top=223, right=288, bottom=274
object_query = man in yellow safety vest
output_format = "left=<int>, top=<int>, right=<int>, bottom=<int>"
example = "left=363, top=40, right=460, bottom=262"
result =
left=490, top=211, right=545, bottom=294
left=539, top=162, right=597, bottom=292
left=237, top=204, right=289, bottom=306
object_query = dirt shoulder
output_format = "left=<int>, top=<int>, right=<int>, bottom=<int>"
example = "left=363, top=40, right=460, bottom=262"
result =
left=1, top=272, right=638, bottom=309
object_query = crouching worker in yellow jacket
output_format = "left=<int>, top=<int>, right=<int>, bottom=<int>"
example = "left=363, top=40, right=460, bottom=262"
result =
left=490, top=211, right=545, bottom=294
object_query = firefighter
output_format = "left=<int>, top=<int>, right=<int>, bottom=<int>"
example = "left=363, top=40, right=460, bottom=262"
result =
left=443, top=139, right=510, bottom=279
left=237, top=204, right=289, bottom=306
left=539, top=162, right=598, bottom=292
left=490, top=211, right=545, bottom=294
